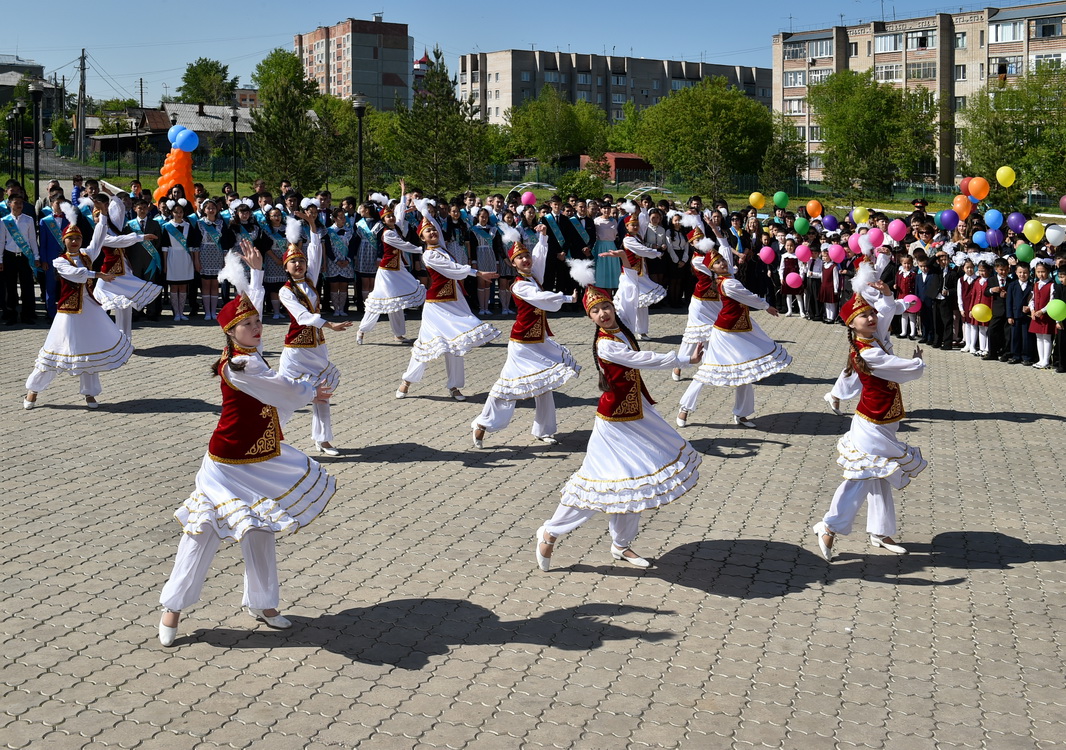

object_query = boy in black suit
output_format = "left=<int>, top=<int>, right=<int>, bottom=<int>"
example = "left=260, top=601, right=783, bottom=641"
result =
left=984, top=257, right=1011, bottom=361
left=1006, top=261, right=1035, bottom=365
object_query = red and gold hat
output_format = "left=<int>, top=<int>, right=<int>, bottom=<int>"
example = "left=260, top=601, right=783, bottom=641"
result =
left=62, top=224, right=82, bottom=240
left=507, top=240, right=530, bottom=263
left=840, top=293, right=874, bottom=325
left=624, top=213, right=641, bottom=232
left=380, top=206, right=394, bottom=219
left=417, top=217, right=436, bottom=237
left=217, top=295, right=258, bottom=332
left=686, top=226, right=704, bottom=243
left=282, top=244, right=306, bottom=265
left=582, top=286, right=613, bottom=314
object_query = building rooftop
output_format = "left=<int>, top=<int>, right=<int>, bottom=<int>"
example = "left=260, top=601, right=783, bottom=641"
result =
left=162, top=103, right=254, bottom=134
left=991, top=1, right=1066, bottom=20
left=0, top=54, right=41, bottom=67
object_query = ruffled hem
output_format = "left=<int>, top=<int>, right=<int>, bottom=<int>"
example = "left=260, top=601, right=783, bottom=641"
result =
left=365, top=287, right=426, bottom=314
left=489, top=359, right=580, bottom=399
left=637, top=285, right=666, bottom=308
left=682, top=324, right=714, bottom=344
left=695, top=343, right=791, bottom=386
left=33, top=335, right=133, bottom=374
left=94, top=278, right=162, bottom=311
left=559, top=444, right=701, bottom=514
left=836, top=434, right=927, bottom=489
left=413, top=322, right=500, bottom=362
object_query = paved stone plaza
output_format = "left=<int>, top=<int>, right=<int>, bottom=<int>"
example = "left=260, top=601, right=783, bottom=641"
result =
left=2, top=307, right=1064, bottom=749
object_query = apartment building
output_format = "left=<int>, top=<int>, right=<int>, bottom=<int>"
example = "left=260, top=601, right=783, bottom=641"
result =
left=773, top=1, right=1066, bottom=183
left=458, top=50, right=771, bottom=125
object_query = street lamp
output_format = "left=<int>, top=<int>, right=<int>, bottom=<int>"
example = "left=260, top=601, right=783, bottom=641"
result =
left=15, top=97, right=27, bottom=188
left=230, top=102, right=239, bottom=193
left=351, top=92, right=367, bottom=201
left=170, top=111, right=178, bottom=127
left=134, top=114, right=140, bottom=181
left=5, top=112, right=12, bottom=175
left=29, top=80, right=43, bottom=203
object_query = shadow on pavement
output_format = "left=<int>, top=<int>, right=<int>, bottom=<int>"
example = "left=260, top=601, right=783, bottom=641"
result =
left=134, top=344, right=218, bottom=358
left=907, top=408, right=1066, bottom=425
left=190, top=600, right=674, bottom=669
left=106, top=397, right=217, bottom=414
left=739, top=411, right=851, bottom=437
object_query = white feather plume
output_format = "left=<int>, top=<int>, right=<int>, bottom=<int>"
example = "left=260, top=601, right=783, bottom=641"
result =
left=370, top=192, right=389, bottom=207
left=566, top=258, right=597, bottom=288
left=413, top=197, right=436, bottom=216
left=79, top=197, right=94, bottom=209
left=680, top=214, right=700, bottom=229
left=216, top=251, right=249, bottom=299
left=60, top=202, right=79, bottom=227
left=497, top=222, right=521, bottom=248
left=852, top=258, right=879, bottom=297
left=285, top=216, right=303, bottom=245
left=695, top=237, right=716, bottom=254
left=620, top=200, right=637, bottom=216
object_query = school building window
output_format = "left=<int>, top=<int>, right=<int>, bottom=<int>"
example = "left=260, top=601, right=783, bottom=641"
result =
left=611, top=75, right=626, bottom=86
left=577, top=73, right=591, bottom=85
left=808, top=68, right=832, bottom=84
left=990, top=21, right=1024, bottom=43
left=953, top=96, right=967, bottom=111
left=992, top=56, right=1023, bottom=76
left=875, top=34, right=903, bottom=53
left=809, top=125, right=823, bottom=141
left=521, top=71, right=531, bottom=82
left=1036, top=17, right=1063, bottom=37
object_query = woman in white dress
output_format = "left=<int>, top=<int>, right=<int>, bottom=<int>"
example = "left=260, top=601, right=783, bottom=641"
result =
left=157, top=244, right=335, bottom=646
left=23, top=223, right=133, bottom=409
left=471, top=223, right=580, bottom=448
left=690, top=252, right=792, bottom=428
left=674, top=227, right=725, bottom=425
left=534, top=259, right=702, bottom=571
left=160, top=200, right=202, bottom=322
left=615, top=209, right=666, bottom=339
left=357, top=203, right=427, bottom=344
left=395, top=218, right=500, bottom=402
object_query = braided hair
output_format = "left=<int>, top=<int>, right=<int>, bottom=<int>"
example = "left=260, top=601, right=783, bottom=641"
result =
left=843, top=328, right=870, bottom=377
left=209, top=334, right=249, bottom=376
left=591, top=316, right=641, bottom=393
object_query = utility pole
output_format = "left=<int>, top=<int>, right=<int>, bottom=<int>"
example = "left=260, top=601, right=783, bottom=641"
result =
left=60, top=75, right=66, bottom=117
left=76, top=49, right=86, bottom=160
left=140, top=78, right=144, bottom=108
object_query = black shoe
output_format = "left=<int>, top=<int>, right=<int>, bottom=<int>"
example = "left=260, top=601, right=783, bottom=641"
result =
left=998, top=355, right=1012, bottom=363
left=1023, top=361, right=1034, bottom=367
left=1007, top=357, right=1020, bottom=364
left=981, top=354, right=997, bottom=361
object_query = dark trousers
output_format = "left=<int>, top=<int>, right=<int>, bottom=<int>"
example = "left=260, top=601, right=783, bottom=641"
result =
left=1055, top=326, right=1066, bottom=371
left=3, top=251, right=36, bottom=321
left=987, top=315, right=1008, bottom=357
left=1010, top=318, right=1035, bottom=362
left=919, top=305, right=936, bottom=341
left=935, top=299, right=954, bottom=347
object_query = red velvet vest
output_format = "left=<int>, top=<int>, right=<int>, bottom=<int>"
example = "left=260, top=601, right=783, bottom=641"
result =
left=56, top=252, right=97, bottom=314
left=595, top=328, right=653, bottom=422
left=283, top=279, right=325, bottom=348
left=99, top=247, right=126, bottom=276
left=693, top=256, right=720, bottom=301
left=425, top=247, right=461, bottom=303
left=208, top=357, right=284, bottom=464
left=510, top=276, right=554, bottom=343
left=624, top=243, right=645, bottom=276
left=852, top=338, right=905, bottom=424
left=712, top=276, right=752, bottom=332
left=380, top=241, right=403, bottom=271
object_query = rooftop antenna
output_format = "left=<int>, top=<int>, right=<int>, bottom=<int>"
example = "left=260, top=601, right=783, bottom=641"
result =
left=789, top=14, right=794, bottom=32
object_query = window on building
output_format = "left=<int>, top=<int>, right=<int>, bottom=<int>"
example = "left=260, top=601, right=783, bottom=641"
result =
left=979, top=30, right=985, bottom=47
left=612, top=74, right=626, bottom=86
left=472, top=90, right=479, bottom=99
left=652, top=79, right=660, bottom=90
left=906, top=30, right=937, bottom=50
left=562, top=73, right=568, bottom=83
left=1034, top=53, right=1063, bottom=69
left=874, top=63, right=903, bottom=82
left=671, top=79, right=693, bottom=90
left=613, top=109, right=623, bottom=119
left=784, top=70, right=806, bottom=87
left=612, top=93, right=626, bottom=104
left=992, top=56, right=1023, bottom=76
left=471, top=71, right=479, bottom=83
left=641, top=89, right=648, bottom=95
left=792, top=125, right=806, bottom=140
left=979, top=63, right=985, bottom=79
left=545, top=71, right=559, bottom=83
left=907, top=62, right=937, bottom=80
left=597, top=76, right=604, bottom=86
left=991, top=21, right=1024, bottom=43
left=808, top=68, right=832, bottom=84
left=954, top=31, right=967, bottom=49
left=597, top=93, right=603, bottom=104
left=808, top=39, right=833, bottom=58
left=1037, top=18, right=1063, bottom=37
left=577, top=73, right=591, bottom=85
left=783, top=42, right=805, bottom=60
left=875, top=33, right=903, bottom=53
left=954, top=64, right=967, bottom=80
left=955, top=127, right=965, bottom=145
left=495, top=72, right=500, bottom=82
left=783, top=98, right=806, bottom=114
left=577, top=90, right=590, bottom=101
left=495, top=90, right=500, bottom=99
left=954, top=96, right=967, bottom=111
left=809, top=153, right=825, bottom=169
left=848, top=42, right=858, bottom=57
left=867, top=41, right=872, bottom=56
left=495, top=107, right=499, bottom=116
left=521, top=71, right=531, bottom=82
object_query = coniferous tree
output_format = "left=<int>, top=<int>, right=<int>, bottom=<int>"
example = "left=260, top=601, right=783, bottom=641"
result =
left=250, top=50, right=321, bottom=193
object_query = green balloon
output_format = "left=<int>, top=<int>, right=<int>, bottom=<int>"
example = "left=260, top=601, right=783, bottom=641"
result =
left=934, top=210, right=944, bottom=230
left=1047, top=298, right=1066, bottom=322
left=794, top=217, right=810, bottom=235
left=1016, top=243, right=1034, bottom=263
left=773, top=191, right=789, bottom=209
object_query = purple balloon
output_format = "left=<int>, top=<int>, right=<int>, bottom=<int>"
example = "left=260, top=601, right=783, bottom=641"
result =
left=822, top=214, right=839, bottom=231
left=1007, top=212, right=1026, bottom=233
left=986, top=228, right=1004, bottom=247
left=941, top=209, right=960, bottom=231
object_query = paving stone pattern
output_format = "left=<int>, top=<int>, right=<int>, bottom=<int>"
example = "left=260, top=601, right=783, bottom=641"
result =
left=2, top=308, right=1064, bottom=749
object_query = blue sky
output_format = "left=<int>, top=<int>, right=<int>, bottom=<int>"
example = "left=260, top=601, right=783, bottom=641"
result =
left=8, top=0, right=1000, bottom=105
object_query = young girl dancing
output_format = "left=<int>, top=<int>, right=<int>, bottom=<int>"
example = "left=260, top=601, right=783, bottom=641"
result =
left=534, top=252, right=702, bottom=571
left=357, top=201, right=427, bottom=344
left=674, top=226, right=723, bottom=425
left=471, top=223, right=580, bottom=448
left=813, top=288, right=926, bottom=562
left=157, top=243, right=336, bottom=646
left=617, top=206, right=666, bottom=339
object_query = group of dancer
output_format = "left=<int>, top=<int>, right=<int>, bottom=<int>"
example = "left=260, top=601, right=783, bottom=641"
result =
left=12, top=183, right=928, bottom=648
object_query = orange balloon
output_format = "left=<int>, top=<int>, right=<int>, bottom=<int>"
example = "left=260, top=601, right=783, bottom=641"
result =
left=806, top=199, right=822, bottom=218
left=968, top=176, right=990, bottom=200
left=952, top=194, right=972, bottom=219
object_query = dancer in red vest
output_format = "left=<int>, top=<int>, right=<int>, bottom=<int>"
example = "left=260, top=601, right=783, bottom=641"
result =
left=534, top=254, right=703, bottom=571
left=157, top=242, right=336, bottom=646
left=813, top=292, right=926, bottom=562
left=471, top=223, right=580, bottom=447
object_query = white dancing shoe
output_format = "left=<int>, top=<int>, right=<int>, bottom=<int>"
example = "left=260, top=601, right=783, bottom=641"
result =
left=23, top=392, right=36, bottom=410
left=158, top=609, right=179, bottom=646
left=870, top=535, right=907, bottom=555
left=472, top=426, right=485, bottom=448
left=610, top=545, right=651, bottom=568
left=813, top=522, right=835, bottom=562
left=676, top=411, right=688, bottom=428
left=85, top=396, right=99, bottom=410
left=537, top=436, right=560, bottom=445
left=315, top=442, right=340, bottom=456
left=535, top=526, right=555, bottom=571
left=449, top=388, right=466, bottom=402
left=671, top=368, right=682, bottom=381
left=732, top=415, right=755, bottom=428
left=394, top=336, right=414, bottom=344
left=247, top=608, right=292, bottom=629
left=395, top=382, right=410, bottom=399
left=356, top=331, right=365, bottom=345
left=823, top=392, right=843, bottom=416
left=636, top=333, right=650, bottom=341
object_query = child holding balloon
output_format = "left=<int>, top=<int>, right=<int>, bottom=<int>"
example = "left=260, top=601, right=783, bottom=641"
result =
left=957, top=258, right=979, bottom=354
left=778, top=237, right=805, bottom=317
left=1029, top=260, right=1057, bottom=369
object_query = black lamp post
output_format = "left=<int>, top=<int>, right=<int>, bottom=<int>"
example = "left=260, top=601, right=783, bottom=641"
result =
left=15, top=97, right=27, bottom=187
left=351, top=92, right=367, bottom=200
left=5, top=112, right=12, bottom=175
left=170, top=111, right=178, bottom=127
left=29, top=80, right=43, bottom=203
left=230, top=103, right=239, bottom=193
left=134, top=114, right=140, bottom=182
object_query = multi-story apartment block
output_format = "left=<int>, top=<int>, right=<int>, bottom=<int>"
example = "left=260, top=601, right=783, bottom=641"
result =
left=294, top=14, right=414, bottom=110
left=773, top=1, right=1066, bottom=184
left=458, top=50, right=771, bottom=125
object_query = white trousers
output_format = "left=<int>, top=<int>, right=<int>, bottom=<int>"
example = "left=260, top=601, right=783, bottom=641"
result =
left=113, top=307, right=133, bottom=340
left=678, top=379, right=705, bottom=414
left=680, top=382, right=753, bottom=417
left=402, top=352, right=464, bottom=390
left=25, top=368, right=102, bottom=397
left=962, top=322, right=976, bottom=351
left=633, top=306, right=650, bottom=335
left=544, top=503, right=642, bottom=549
left=358, top=309, right=405, bottom=337
left=159, top=530, right=279, bottom=612
left=822, top=477, right=897, bottom=537
left=311, top=402, right=333, bottom=443
left=474, top=392, right=557, bottom=438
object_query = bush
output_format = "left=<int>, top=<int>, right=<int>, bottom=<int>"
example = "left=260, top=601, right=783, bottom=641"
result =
left=555, top=169, right=604, bottom=199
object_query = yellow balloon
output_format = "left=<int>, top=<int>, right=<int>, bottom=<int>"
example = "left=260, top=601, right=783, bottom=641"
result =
left=749, top=192, right=765, bottom=209
left=996, top=166, right=1016, bottom=188
left=1023, top=219, right=1045, bottom=243
left=853, top=207, right=870, bottom=224
left=971, top=303, right=992, bottom=323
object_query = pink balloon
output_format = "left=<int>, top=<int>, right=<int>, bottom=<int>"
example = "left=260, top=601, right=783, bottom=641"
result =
left=796, top=244, right=812, bottom=263
left=521, top=191, right=536, bottom=205
left=785, top=272, right=803, bottom=289
left=848, top=233, right=861, bottom=253
left=902, top=294, right=921, bottom=313
left=887, top=219, right=908, bottom=242
left=829, top=244, right=846, bottom=264
left=759, top=246, right=776, bottom=264
left=867, top=227, right=884, bottom=247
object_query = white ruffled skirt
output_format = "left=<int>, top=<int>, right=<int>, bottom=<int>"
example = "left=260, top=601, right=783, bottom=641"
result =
left=174, top=448, right=335, bottom=541
left=365, top=267, right=426, bottom=314
left=93, top=273, right=162, bottom=311
left=682, top=298, right=722, bottom=344
left=31, top=294, right=133, bottom=375
left=488, top=339, right=580, bottom=400
left=696, top=322, right=791, bottom=386
left=560, top=399, right=701, bottom=514
left=279, top=344, right=340, bottom=391
left=837, top=416, right=926, bottom=490
left=412, top=298, right=500, bottom=362
left=619, top=268, right=666, bottom=308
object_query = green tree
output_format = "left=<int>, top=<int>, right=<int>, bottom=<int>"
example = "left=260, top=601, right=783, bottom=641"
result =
left=508, top=85, right=581, bottom=165
left=891, top=87, right=939, bottom=182
left=94, top=98, right=137, bottom=115
left=607, top=100, right=642, bottom=153
left=250, top=49, right=321, bottom=192
left=50, top=115, right=72, bottom=147
left=758, top=113, right=807, bottom=194
left=177, top=58, right=239, bottom=106
left=635, top=77, right=772, bottom=199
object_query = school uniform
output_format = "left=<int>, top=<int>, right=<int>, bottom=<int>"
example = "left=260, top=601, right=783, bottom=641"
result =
left=1006, top=276, right=1035, bottom=363
left=2, top=211, right=39, bottom=323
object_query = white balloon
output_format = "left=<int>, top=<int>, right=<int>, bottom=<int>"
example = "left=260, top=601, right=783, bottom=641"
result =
left=1045, top=224, right=1066, bottom=247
